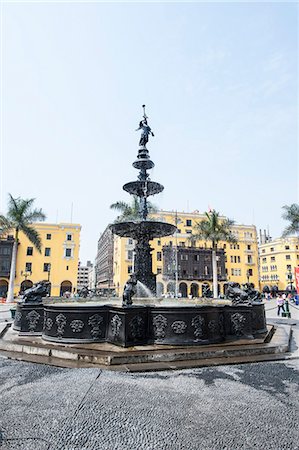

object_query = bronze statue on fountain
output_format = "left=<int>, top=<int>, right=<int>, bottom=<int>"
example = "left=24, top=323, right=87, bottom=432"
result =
left=110, top=106, right=177, bottom=300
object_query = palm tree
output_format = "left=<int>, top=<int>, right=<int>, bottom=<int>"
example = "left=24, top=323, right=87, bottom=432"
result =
left=0, top=194, right=46, bottom=302
left=282, top=204, right=299, bottom=237
left=192, top=209, right=237, bottom=298
left=110, top=196, right=157, bottom=221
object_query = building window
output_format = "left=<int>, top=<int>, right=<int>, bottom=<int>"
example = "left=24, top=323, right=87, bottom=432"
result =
left=181, top=254, right=188, bottom=261
left=43, top=263, right=51, bottom=272
left=186, top=230, right=192, bottom=234
left=194, top=255, right=200, bottom=261
left=157, top=252, right=162, bottom=261
left=204, top=266, right=210, bottom=276
left=157, top=268, right=162, bottom=274
left=223, top=244, right=226, bottom=249
left=262, top=257, right=267, bottom=263
left=45, top=248, right=51, bottom=257
left=285, top=245, right=290, bottom=250
left=248, top=269, right=253, bottom=276
left=157, top=240, right=161, bottom=246
left=270, top=256, right=275, bottom=262
left=286, top=264, right=291, bottom=270
left=65, top=248, right=72, bottom=258
left=270, top=247, right=274, bottom=252
left=25, top=262, right=32, bottom=272
left=230, top=256, right=234, bottom=263
left=128, top=239, right=133, bottom=245
left=179, top=242, right=185, bottom=247
left=262, top=249, right=265, bottom=253
left=186, top=219, right=192, bottom=227
left=128, top=265, right=132, bottom=274
left=66, top=266, right=69, bottom=270
left=26, top=247, right=33, bottom=256
left=66, top=234, right=72, bottom=241
left=127, top=250, right=133, bottom=260
left=286, top=255, right=291, bottom=260
left=46, top=234, right=51, bottom=240
left=247, top=245, right=251, bottom=250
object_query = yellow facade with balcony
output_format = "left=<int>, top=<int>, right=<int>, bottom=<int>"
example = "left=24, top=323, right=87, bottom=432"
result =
left=8, top=223, right=81, bottom=297
left=112, top=210, right=259, bottom=297
left=259, top=236, right=299, bottom=291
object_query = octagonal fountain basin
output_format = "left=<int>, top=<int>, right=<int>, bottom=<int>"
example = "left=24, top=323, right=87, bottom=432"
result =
left=110, top=221, right=177, bottom=240
left=13, top=299, right=267, bottom=347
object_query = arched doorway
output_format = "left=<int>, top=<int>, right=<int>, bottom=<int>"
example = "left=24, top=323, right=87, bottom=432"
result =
left=157, top=282, right=164, bottom=297
left=0, top=280, right=8, bottom=297
left=60, top=280, right=72, bottom=297
left=179, top=282, right=187, bottom=298
left=20, top=280, right=33, bottom=293
left=190, top=283, right=199, bottom=298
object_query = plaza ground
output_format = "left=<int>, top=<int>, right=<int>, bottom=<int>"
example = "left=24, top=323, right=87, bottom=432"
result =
left=0, top=299, right=298, bottom=450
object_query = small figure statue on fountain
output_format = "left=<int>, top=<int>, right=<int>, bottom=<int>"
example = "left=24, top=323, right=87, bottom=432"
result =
left=122, top=273, right=137, bottom=306
left=22, top=281, right=50, bottom=303
left=136, top=105, right=154, bottom=148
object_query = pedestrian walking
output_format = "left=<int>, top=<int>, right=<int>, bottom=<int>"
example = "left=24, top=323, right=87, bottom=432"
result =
left=277, top=294, right=285, bottom=316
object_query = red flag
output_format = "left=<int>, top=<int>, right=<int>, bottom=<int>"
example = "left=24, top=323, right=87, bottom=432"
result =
left=295, top=267, right=299, bottom=294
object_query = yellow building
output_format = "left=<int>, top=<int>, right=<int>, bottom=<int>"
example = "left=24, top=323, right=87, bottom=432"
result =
left=259, top=236, right=299, bottom=292
left=0, top=223, right=81, bottom=297
left=112, top=210, right=259, bottom=297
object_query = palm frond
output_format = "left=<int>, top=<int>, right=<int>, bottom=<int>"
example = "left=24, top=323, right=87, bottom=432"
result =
left=21, top=224, right=42, bottom=252
left=23, top=208, right=46, bottom=223
left=0, top=215, right=13, bottom=236
left=282, top=204, right=299, bottom=236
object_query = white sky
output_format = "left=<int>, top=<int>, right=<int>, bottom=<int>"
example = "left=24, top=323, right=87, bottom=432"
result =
left=0, top=1, right=298, bottom=263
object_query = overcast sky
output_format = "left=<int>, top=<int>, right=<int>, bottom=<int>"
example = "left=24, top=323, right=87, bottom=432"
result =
left=0, top=1, right=298, bottom=263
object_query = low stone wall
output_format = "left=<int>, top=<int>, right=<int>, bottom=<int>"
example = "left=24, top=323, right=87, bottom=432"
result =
left=13, top=301, right=267, bottom=347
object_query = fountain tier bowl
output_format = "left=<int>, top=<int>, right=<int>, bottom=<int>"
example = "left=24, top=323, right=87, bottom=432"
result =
left=110, top=220, right=177, bottom=239
left=123, top=181, right=164, bottom=197
left=14, top=300, right=267, bottom=347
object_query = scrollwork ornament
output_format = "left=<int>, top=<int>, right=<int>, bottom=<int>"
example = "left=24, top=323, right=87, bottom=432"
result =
left=26, top=310, right=40, bottom=331
left=111, top=314, right=122, bottom=338
left=231, top=312, right=246, bottom=336
left=191, top=315, right=205, bottom=338
left=45, top=317, right=53, bottom=331
left=56, top=313, right=67, bottom=338
left=129, top=315, right=144, bottom=339
left=153, top=314, right=167, bottom=339
left=88, top=314, right=103, bottom=339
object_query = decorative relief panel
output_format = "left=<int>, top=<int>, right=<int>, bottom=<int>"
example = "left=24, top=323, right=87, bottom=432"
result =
left=111, top=314, right=122, bottom=338
left=191, top=315, right=205, bottom=338
left=26, top=310, right=40, bottom=331
left=153, top=314, right=167, bottom=339
left=88, top=314, right=104, bottom=339
left=129, top=315, right=144, bottom=339
left=56, top=313, right=67, bottom=338
left=231, top=312, right=246, bottom=336
left=171, top=320, right=187, bottom=334
left=70, top=319, right=84, bottom=333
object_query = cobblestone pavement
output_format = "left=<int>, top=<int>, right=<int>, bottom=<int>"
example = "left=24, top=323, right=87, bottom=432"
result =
left=0, top=358, right=298, bottom=450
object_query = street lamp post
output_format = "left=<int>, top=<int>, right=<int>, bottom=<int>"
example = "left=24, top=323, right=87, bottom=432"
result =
left=47, top=264, right=51, bottom=282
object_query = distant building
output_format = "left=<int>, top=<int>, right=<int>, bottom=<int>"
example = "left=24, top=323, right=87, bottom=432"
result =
left=77, top=260, right=93, bottom=290
left=0, top=223, right=81, bottom=297
left=0, top=236, right=14, bottom=297
left=95, top=226, right=114, bottom=291
left=96, top=210, right=259, bottom=297
left=259, top=236, right=299, bottom=292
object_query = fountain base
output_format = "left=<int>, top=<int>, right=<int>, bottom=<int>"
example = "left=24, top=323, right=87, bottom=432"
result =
left=13, top=300, right=266, bottom=347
